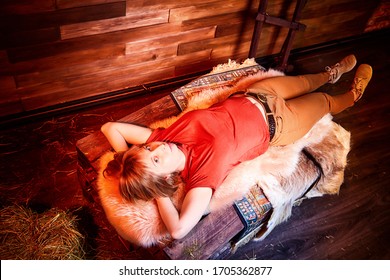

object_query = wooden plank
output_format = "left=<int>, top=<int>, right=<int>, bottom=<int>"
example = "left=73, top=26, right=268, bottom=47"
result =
left=57, top=0, right=124, bottom=9
left=175, top=60, right=216, bottom=77
left=0, top=75, right=21, bottom=117
left=1, top=43, right=126, bottom=76
left=250, top=27, right=290, bottom=58
left=163, top=206, right=244, bottom=260
left=19, top=66, right=176, bottom=111
left=216, top=20, right=255, bottom=38
left=299, top=0, right=371, bottom=21
left=125, top=46, right=178, bottom=65
left=256, top=0, right=298, bottom=19
left=169, top=0, right=258, bottom=22
left=0, top=2, right=126, bottom=31
left=0, top=75, right=16, bottom=93
left=0, top=100, right=23, bottom=117
left=15, top=47, right=211, bottom=103
left=330, top=0, right=376, bottom=14
left=181, top=10, right=257, bottom=33
left=61, top=9, right=169, bottom=39
left=0, top=0, right=55, bottom=14
left=1, top=27, right=60, bottom=49
left=15, top=46, right=210, bottom=89
left=125, top=26, right=216, bottom=54
left=295, top=9, right=371, bottom=48
left=22, top=51, right=216, bottom=110
left=177, top=30, right=253, bottom=56
left=0, top=51, right=8, bottom=65
left=6, top=22, right=182, bottom=63
left=126, top=0, right=217, bottom=11
left=210, top=41, right=252, bottom=61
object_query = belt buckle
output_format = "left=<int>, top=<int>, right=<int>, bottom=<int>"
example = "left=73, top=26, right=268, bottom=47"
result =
left=255, top=93, right=267, bottom=103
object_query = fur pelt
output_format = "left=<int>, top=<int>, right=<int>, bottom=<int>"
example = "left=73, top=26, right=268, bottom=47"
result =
left=96, top=66, right=351, bottom=247
left=214, top=114, right=351, bottom=241
left=97, top=153, right=186, bottom=247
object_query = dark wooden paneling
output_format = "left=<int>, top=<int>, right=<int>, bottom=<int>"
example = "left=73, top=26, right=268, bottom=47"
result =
left=0, top=0, right=56, bottom=15
left=178, top=31, right=253, bottom=56
left=0, top=2, right=126, bottom=31
left=0, top=1, right=127, bottom=52
left=169, top=0, right=257, bottom=22
left=6, top=23, right=181, bottom=63
left=60, top=9, right=169, bottom=39
left=0, top=0, right=388, bottom=118
left=127, top=0, right=223, bottom=10
left=19, top=65, right=176, bottom=111
left=0, top=27, right=60, bottom=49
left=57, top=0, right=123, bottom=10
left=126, top=26, right=216, bottom=54
left=1, top=44, right=126, bottom=77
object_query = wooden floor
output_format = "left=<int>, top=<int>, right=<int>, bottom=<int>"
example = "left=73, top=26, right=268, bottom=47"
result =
left=0, top=30, right=389, bottom=260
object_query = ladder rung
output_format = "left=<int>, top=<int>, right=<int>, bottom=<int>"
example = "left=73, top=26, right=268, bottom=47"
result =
left=256, top=13, right=306, bottom=31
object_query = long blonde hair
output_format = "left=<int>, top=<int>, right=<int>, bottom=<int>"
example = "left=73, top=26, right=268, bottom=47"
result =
left=103, top=145, right=180, bottom=203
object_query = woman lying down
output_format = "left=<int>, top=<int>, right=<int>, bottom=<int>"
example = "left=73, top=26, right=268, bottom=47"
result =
left=101, top=55, right=372, bottom=240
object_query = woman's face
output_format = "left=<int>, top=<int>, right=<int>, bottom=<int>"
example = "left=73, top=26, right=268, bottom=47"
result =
left=137, top=142, right=185, bottom=177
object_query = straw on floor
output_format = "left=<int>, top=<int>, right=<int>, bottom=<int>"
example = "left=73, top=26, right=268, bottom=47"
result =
left=0, top=205, right=85, bottom=260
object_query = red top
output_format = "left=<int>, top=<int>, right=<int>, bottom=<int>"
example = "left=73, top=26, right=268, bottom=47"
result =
left=147, top=96, right=269, bottom=192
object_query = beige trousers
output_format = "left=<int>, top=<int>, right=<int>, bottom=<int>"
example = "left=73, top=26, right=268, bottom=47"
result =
left=248, top=72, right=354, bottom=146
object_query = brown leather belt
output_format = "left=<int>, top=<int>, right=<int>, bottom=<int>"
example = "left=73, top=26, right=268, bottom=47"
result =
left=245, top=92, right=276, bottom=141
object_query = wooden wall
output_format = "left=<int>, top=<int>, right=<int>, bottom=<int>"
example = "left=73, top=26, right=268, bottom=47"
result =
left=0, top=0, right=387, bottom=119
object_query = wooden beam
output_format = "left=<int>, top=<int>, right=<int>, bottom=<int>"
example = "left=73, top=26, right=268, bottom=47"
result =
left=256, top=14, right=306, bottom=31
left=163, top=206, right=244, bottom=260
left=61, top=10, right=169, bottom=39
left=0, top=2, right=126, bottom=31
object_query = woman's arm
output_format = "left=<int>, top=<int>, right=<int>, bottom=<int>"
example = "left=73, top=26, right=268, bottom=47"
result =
left=101, top=122, right=153, bottom=152
left=156, top=187, right=212, bottom=240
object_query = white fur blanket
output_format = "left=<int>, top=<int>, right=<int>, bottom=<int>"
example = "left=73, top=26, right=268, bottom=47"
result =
left=97, top=62, right=351, bottom=247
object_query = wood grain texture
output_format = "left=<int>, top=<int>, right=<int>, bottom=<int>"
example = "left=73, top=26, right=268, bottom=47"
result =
left=61, top=9, right=169, bottom=39
left=0, top=0, right=387, bottom=118
left=169, top=0, right=257, bottom=22
left=125, top=26, right=216, bottom=54
left=164, top=206, right=244, bottom=260
left=56, top=0, right=123, bottom=9
left=0, top=31, right=388, bottom=259
left=0, top=0, right=56, bottom=14
left=0, top=2, right=126, bottom=31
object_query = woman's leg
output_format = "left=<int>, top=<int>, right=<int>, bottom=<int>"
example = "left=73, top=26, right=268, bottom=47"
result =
left=269, top=91, right=332, bottom=146
left=248, top=73, right=329, bottom=99
left=247, top=54, right=357, bottom=99
left=269, top=64, right=373, bottom=146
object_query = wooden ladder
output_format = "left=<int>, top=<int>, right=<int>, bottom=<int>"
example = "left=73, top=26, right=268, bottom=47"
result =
left=249, top=0, right=308, bottom=71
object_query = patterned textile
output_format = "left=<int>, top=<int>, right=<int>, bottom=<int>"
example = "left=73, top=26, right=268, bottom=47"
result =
left=171, top=64, right=265, bottom=111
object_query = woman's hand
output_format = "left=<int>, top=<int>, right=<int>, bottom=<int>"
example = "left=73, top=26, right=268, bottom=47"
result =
left=156, top=187, right=212, bottom=239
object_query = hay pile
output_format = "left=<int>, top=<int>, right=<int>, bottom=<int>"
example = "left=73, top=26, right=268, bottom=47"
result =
left=0, top=205, right=85, bottom=260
